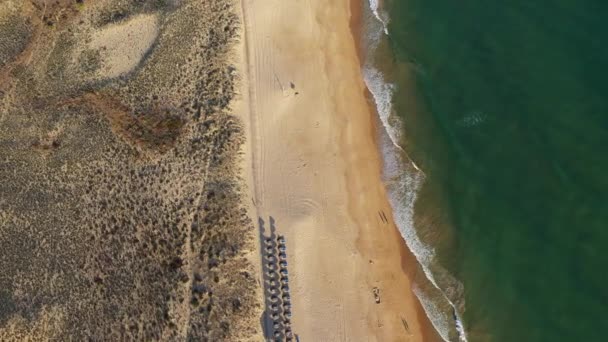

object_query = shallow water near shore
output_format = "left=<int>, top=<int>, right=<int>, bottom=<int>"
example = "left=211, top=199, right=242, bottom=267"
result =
left=366, top=0, right=608, bottom=341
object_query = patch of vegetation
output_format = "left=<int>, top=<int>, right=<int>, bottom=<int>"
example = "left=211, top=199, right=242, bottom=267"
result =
left=78, top=48, right=102, bottom=74
left=0, top=0, right=257, bottom=341
left=0, top=11, right=31, bottom=68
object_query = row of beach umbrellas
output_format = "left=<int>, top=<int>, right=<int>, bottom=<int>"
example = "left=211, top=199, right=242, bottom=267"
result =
left=264, top=235, right=294, bottom=341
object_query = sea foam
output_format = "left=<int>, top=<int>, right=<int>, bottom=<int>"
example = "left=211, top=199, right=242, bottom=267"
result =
left=414, top=286, right=451, bottom=341
left=363, top=1, right=469, bottom=341
left=369, top=0, right=389, bottom=34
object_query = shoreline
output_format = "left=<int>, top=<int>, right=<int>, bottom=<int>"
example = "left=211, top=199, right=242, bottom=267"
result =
left=349, top=1, right=442, bottom=341
left=239, top=0, right=440, bottom=340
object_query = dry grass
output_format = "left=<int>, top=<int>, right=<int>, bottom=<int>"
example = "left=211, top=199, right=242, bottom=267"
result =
left=0, top=0, right=259, bottom=341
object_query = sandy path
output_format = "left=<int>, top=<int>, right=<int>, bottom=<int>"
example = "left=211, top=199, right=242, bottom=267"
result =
left=238, top=0, right=436, bottom=341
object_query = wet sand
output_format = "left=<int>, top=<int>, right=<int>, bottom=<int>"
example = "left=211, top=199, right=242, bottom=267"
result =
left=238, top=0, right=439, bottom=340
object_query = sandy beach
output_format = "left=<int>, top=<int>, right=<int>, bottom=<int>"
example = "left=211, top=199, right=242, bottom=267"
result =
left=0, top=0, right=437, bottom=339
left=238, top=0, right=438, bottom=340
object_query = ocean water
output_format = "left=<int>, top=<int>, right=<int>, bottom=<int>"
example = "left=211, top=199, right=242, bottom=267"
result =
left=364, top=0, right=608, bottom=341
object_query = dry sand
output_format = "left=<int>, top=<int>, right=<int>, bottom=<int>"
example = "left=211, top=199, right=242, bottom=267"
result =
left=88, top=13, right=159, bottom=79
left=238, top=0, right=439, bottom=341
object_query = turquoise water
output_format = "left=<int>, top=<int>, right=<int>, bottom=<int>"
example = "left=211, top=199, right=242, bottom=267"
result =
left=381, top=0, right=608, bottom=341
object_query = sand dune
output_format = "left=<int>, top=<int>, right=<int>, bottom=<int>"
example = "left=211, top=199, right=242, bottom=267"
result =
left=0, top=1, right=259, bottom=340
left=88, top=14, right=159, bottom=79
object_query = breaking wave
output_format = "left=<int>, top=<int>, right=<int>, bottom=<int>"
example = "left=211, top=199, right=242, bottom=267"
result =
left=362, top=1, right=469, bottom=341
